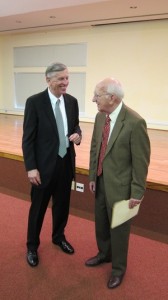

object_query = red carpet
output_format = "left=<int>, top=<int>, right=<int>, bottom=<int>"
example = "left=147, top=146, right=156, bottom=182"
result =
left=0, top=192, right=168, bottom=300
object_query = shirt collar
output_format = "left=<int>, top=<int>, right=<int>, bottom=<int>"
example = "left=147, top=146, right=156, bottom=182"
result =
left=48, top=88, right=64, bottom=105
left=109, top=101, right=123, bottom=123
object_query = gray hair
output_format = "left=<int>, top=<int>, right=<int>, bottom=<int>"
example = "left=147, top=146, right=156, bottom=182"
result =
left=107, top=78, right=124, bottom=100
left=45, top=62, right=67, bottom=78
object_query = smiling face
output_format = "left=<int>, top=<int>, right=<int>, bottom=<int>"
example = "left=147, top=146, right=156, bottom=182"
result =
left=46, top=68, right=69, bottom=97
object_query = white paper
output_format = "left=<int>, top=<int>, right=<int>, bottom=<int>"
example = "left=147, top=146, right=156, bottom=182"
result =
left=111, top=200, right=140, bottom=229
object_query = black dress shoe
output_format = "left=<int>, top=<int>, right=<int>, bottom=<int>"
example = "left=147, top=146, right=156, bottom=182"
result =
left=54, top=240, right=74, bottom=254
left=107, top=274, right=124, bottom=289
left=27, top=250, right=39, bottom=267
left=85, top=255, right=111, bottom=267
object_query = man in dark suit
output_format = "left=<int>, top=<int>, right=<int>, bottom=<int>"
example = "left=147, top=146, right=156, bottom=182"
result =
left=22, top=62, right=82, bottom=267
left=85, top=77, right=150, bottom=288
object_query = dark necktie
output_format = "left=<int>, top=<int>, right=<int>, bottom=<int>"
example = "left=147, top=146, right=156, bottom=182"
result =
left=55, top=99, right=67, bottom=158
left=97, top=115, right=111, bottom=176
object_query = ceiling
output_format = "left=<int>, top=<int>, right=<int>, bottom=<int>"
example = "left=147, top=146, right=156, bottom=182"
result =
left=0, top=0, right=168, bottom=34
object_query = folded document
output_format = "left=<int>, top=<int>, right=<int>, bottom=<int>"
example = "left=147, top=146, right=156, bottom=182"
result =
left=111, top=200, right=141, bottom=229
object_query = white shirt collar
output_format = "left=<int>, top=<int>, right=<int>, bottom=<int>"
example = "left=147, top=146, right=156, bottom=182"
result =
left=109, top=101, right=123, bottom=123
left=48, top=88, right=64, bottom=106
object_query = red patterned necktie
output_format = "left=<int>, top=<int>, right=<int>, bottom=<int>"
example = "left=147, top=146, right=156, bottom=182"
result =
left=97, top=115, right=111, bottom=176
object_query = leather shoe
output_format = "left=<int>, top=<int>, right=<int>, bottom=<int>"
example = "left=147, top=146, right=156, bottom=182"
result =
left=27, top=250, right=39, bottom=267
left=85, top=255, right=111, bottom=267
left=54, top=240, right=74, bottom=254
left=107, top=274, right=124, bottom=289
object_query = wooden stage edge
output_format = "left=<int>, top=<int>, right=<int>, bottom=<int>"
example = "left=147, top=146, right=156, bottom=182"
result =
left=1, top=151, right=167, bottom=193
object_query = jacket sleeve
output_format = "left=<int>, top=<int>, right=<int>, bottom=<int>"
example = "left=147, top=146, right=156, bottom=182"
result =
left=22, top=98, right=38, bottom=171
left=73, top=98, right=82, bottom=141
left=130, top=118, right=151, bottom=198
left=89, top=114, right=99, bottom=181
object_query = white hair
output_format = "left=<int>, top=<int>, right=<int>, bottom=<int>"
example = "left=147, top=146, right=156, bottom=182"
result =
left=107, top=78, right=124, bottom=100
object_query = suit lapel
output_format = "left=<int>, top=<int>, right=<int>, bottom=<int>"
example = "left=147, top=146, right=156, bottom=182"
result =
left=105, top=104, right=126, bottom=156
left=97, top=113, right=106, bottom=155
left=42, top=89, right=58, bottom=135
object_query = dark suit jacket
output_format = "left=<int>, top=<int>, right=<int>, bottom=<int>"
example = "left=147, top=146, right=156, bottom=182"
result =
left=89, top=103, right=150, bottom=206
left=22, top=89, right=81, bottom=187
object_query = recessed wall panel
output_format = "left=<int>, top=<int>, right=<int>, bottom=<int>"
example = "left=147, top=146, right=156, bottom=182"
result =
left=14, top=43, right=87, bottom=67
left=14, top=72, right=85, bottom=112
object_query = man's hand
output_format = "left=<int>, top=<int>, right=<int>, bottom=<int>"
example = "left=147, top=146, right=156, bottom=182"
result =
left=129, top=197, right=144, bottom=209
left=69, top=133, right=82, bottom=145
left=89, top=181, right=96, bottom=193
left=28, top=169, right=41, bottom=186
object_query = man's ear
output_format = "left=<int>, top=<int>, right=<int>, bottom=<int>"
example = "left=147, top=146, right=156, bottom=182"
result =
left=109, top=94, right=114, bottom=104
left=46, top=77, right=50, bottom=84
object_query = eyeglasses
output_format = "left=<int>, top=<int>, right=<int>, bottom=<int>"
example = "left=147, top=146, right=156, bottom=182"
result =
left=93, top=93, right=112, bottom=99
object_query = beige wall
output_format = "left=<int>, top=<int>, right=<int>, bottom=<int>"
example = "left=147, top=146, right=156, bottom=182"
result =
left=0, top=36, right=3, bottom=105
left=0, top=19, right=168, bottom=130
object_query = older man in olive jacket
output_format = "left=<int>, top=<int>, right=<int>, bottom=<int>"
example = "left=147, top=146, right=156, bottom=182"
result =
left=85, top=77, right=150, bottom=289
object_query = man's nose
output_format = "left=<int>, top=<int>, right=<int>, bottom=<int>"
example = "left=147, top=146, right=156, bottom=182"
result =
left=63, top=79, right=69, bottom=85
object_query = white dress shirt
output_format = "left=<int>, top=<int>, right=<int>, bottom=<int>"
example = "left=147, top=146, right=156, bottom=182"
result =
left=108, top=101, right=123, bottom=141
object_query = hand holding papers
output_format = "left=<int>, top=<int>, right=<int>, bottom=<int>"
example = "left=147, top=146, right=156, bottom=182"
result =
left=111, top=200, right=141, bottom=229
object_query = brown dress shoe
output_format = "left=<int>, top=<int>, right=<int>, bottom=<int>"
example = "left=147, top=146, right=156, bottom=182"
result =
left=107, top=274, right=124, bottom=289
left=85, top=255, right=111, bottom=267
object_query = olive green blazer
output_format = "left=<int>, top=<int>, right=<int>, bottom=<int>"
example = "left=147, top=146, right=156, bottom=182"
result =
left=89, top=103, right=150, bottom=207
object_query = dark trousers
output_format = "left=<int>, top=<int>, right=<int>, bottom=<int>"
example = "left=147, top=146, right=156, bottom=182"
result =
left=95, top=175, right=131, bottom=276
left=27, top=151, right=73, bottom=251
